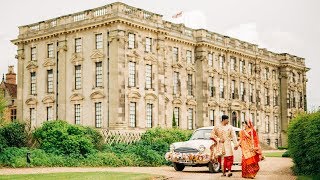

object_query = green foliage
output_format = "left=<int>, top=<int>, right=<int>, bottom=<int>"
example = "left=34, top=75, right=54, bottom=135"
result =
left=282, top=150, right=291, bottom=157
left=0, top=122, right=27, bottom=152
left=288, top=111, right=320, bottom=175
left=33, top=120, right=102, bottom=157
left=103, top=128, right=193, bottom=166
left=0, top=89, right=7, bottom=121
left=278, top=146, right=288, bottom=150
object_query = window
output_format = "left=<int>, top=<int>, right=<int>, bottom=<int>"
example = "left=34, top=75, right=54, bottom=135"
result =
left=75, top=38, right=82, bottom=53
left=272, top=70, right=277, bottom=80
left=188, top=108, right=193, bottom=130
left=75, top=104, right=81, bottom=125
left=145, top=65, right=152, bottom=89
left=186, top=50, right=192, bottom=64
left=249, top=84, right=253, bottom=102
left=275, top=139, right=278, bottom=148
left=128, top=33, right=135, bottom=49
left=219, top=55, right=224, bottom=69
left=299, top=92, right=303, bottom=108
left=174, top=107, right=180, bottom=127
left=30, top=108, right=36, bottom=123
left=241, top=112, right=245, bottom=124
left=267, top=139, right=270, bottom=145
left=274, top=116, right=278, bottom=133
left=239, top=60, right=245, bottom=74
left=173, top=47, right=178, bottom=62
left=209, top=76, right=214, bottom=97
left=173, top=72, right=180, bottom=95
left=219, top=78, right=224, bottom=98
left=248, top=63, right=253, bottom=75
left=265, top=116, right=270, bottom=133
left=210, top=110, right=215, bottom=126
left=95, top=62, right=103, bottom=87
left=292, top=91, right=296, bottom=108
left=47, top=70, right=53, bottom=93
left=75, top=65, right=82, bottom=89
left=292, top=72, right=296, bottom=83
left=230, top=57, right=236, bottom=71
left=264, top=68, right=269, bottom=80
left=129, top=102, right=136, bottom=127
left=47, top=106, right=53, bottom=121
left=231, top=80, right=235, bottom=99
left=265, top=88, right=270, bottom=105
left=31, top=47, right=36, bottom=61
left=208, top=53, right=213, bottom=67
left=240, top=82, right=244, bottom=101
left=145, top=37, right=152, bottom=52
left=11, top=109, right=17, bottom=121
left=47, top=44, right=54, bottom=58
left=95, top=34, right=103, bottom=49
left=128, top=62, right=136, bottom=87
left=187, top=74, right=193, bottom=96
left=273, top=90, right=278, bottom=106
left=30, top=72, right=36, bottom=95
left=95, top=102, right=102, bottom=128
left=250, top=113, right=255, bottom=125
left=146, top=103, right=153, bottom=128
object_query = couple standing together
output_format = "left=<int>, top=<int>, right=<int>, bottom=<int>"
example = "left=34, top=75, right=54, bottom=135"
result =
left=210, top=115, right=262, bottom=179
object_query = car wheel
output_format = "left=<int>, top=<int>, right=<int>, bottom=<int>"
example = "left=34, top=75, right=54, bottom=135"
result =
left=208, top=162, right=220, bottom=173
left=173, top=162, right=185, bottom=171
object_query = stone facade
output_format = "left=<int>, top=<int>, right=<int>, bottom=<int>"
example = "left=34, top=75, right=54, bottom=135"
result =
left=0, top=66, right=17, bottom=123
left=11, top=2, right=308, bottom=148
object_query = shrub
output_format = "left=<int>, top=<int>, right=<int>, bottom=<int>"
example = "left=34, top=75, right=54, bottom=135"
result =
left=0, top=122, right=27, bottom=151
left=288, top=111, right=320, bottom=175
left=33, top=120, right=103, bottom=157
left=282, top=150, right=290, bottom=157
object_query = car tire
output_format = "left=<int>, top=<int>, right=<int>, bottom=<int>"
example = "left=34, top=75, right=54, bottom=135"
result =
left=173, top=162, right=185, bottom=171
left=208, top=162, right=220, bottom=173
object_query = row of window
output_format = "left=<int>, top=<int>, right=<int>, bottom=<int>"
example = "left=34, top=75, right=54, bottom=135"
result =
left=29, top=62, right=103, bottom=95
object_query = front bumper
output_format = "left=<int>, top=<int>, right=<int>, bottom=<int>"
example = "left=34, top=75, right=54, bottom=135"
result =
left=165, top=151, right=210, bottom=165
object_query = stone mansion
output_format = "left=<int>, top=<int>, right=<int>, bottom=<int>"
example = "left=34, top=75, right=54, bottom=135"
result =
left=11, top=2, right=308, bottom=147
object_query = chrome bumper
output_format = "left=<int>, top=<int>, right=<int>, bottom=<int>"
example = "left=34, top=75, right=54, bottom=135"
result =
left=165, top=151, right=210, bottom=164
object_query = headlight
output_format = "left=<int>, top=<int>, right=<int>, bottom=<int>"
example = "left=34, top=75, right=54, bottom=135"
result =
left=199, top=145, right=206, bottom=153
left=170, top=144, right=175, bottom=152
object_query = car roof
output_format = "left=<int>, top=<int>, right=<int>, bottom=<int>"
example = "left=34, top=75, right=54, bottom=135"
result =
left=196, top=126, right=241, bottom=132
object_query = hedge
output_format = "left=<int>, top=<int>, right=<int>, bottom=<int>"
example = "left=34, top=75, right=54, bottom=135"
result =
left=288, top=111, right=320, bottom=175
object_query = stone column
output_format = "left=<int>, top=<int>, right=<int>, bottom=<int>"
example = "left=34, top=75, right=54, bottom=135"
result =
left=57, top=40, right=67, bottom=120
left=108, top=29, right=126, bottom=129
left=279, top=67, right=289, bottom=147
left=16, top=45, right=25, bottom=122
left=156, top=34, right=166, bottom=127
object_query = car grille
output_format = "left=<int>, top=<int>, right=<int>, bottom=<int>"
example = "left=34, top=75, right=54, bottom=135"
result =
left=174, top=147, right=199, bottom=153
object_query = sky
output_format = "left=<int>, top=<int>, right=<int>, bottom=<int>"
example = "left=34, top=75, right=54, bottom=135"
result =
left=0, top=0, right=319, bottom=111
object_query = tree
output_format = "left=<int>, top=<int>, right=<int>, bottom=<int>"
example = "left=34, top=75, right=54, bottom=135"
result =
left=0, top=89, right=7, bottom=123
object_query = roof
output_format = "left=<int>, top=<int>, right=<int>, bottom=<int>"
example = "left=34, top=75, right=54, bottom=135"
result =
left=1, top=82, right=17, bottom=98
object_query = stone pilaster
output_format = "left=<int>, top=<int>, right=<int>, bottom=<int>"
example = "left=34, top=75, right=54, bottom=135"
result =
left=16, top=45, right=25, bottom=122
left=108, top=29, right=126, bottom=129
left=195, top=46, right=206, bottom=128
left=279, top=67, right=289, bottom=147
left=57, top=40, right=67, bottom=120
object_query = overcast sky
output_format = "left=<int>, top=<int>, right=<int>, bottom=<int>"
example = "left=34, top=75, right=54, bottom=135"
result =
left=0, top=0, right=319, bottom=110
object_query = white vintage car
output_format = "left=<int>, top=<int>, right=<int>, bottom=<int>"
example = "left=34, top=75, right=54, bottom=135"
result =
left=165, top=126, right=242, bottom=173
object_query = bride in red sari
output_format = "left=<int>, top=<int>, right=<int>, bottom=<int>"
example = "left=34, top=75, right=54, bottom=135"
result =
left=234, top=120, right=261, bottom=179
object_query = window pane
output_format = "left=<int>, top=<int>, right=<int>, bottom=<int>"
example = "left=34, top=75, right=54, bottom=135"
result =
left=188, top=108, right=193, bottom=130
left=31, top=72, right=36, bottom=95
left=146, top=103, right=152, bottom=128
left=145, top=65, right=152, bottom=89
left=95, top=34, right=103, bottom=49
left=128, top=33, right=135, bottom=48
left=96, top=62, right=103, bottom=87
left=75, top=65, right=81, bottom=89
left=75, top=104, right=81, bottom=125
left=47, top=70, right=53, bottom=93
left=95, top=102, right=102, bottom=128
left=129, top=62, right=136, bottom=87
left=48, top=44, right=54, bottom=58
left=75, top=38, right=82, bottom=53
left=129, top=102, right=136, bottom=127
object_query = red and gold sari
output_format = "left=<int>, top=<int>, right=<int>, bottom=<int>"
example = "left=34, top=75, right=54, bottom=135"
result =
left=239, top=121, right=261, bottom=178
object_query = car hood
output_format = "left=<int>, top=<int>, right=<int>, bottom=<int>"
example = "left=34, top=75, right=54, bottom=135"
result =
left=172, top=139, right=213, bottom=149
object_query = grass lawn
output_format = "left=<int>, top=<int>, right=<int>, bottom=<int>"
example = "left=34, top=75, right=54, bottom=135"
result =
left=263, top=152, right=284, bottom=157
left=0, top=171, right=164, bottom=180
left=298, top=175, right=320, bottom=180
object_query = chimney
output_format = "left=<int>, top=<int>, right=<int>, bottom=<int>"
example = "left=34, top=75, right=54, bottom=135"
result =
left=6, top=66, right=16, bottom=84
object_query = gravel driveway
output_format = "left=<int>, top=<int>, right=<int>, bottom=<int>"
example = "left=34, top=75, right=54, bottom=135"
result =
left=0, top=157, right=295, bottom=180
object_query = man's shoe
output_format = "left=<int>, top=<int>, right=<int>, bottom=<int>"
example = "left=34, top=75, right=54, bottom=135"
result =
left=227, top=173, right=233, bottom=177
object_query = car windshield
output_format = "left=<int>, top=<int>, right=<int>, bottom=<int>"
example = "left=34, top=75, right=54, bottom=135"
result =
left=190, top=129, right=212, bottom=140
